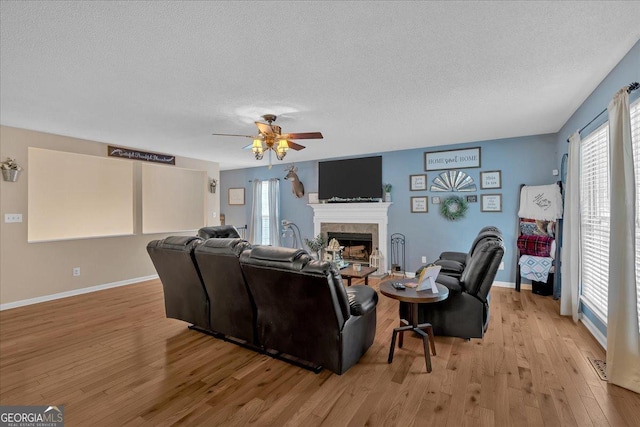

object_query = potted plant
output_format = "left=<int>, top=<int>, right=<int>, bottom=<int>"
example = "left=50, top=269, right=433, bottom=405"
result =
left=1, top=157, right=23, bottom=182
left=383, top=183, right=392, bottom=202
left=304, top=234, right=327, bottom=260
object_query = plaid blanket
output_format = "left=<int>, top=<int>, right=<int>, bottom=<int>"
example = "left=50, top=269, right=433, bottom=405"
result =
left=517, top=235, right=554, bottom=257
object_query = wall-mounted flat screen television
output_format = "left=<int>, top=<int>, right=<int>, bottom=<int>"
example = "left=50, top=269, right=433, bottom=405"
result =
left=318, top=156, right=383, bottom=201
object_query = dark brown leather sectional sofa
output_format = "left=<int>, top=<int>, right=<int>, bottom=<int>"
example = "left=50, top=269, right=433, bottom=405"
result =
left=147, top=232, right=378, bottom=375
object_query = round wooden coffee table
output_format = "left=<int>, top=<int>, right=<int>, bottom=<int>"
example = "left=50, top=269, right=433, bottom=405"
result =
left=379, top=278, right=449, bottom=373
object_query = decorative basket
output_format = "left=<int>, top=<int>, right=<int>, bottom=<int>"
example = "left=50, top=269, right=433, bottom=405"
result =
left=2, top=169, right=20, bottom=182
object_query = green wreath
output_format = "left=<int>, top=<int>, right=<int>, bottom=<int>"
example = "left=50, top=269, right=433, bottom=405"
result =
left=440, top=195, right=468, bottom=221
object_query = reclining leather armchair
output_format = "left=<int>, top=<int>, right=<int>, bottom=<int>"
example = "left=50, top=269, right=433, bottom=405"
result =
left=198, top=225, right=241, bottom=239
left=147, top=236, right=209, bottom=330
left=239, top=246, right=378, bottom=375
left=424, top=226, right=503, bottom=279
left=402, top=239, right=505, bottom=339
left=195, top=238, right=255, bottom=344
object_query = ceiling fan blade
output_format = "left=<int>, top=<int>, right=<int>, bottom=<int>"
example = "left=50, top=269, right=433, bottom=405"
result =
left=281, top=132, right=323, bottom=140
left=211, top=133, right=256, bottom=138
left=255, top=122, right=275, bottom=136
left=285, top=140, right=306, bottom=151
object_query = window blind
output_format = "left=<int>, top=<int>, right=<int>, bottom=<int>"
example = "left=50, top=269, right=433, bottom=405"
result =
left=580, top=123, right=610, bottom=322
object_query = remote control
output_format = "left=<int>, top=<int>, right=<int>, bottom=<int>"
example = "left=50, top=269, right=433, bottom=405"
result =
left=392, top=282, right=406, bottom=290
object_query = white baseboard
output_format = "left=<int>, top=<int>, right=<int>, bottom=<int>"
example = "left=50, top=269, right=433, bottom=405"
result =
left=493, top=280, right=532, bottom=290
left=0, top=275, right=159, bottom=311
left=579, top=314, right=607, bottom=350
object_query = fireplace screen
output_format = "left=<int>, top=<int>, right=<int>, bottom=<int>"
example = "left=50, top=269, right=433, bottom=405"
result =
left=326, top=232, right=373, bottom=264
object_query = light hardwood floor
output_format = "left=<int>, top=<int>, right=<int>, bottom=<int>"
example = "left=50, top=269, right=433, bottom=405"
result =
left=1, top=278, right=639, bottom=426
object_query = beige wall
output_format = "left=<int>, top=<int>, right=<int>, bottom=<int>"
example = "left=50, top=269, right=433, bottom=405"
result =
left=0, top=125, right=220, bottom=305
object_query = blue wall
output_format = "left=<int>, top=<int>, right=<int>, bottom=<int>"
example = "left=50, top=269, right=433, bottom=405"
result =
left=221, top=134, right=557, bottom=283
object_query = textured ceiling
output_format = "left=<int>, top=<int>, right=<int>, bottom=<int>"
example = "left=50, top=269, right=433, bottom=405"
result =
left=1, top=1, right=639, bottom=170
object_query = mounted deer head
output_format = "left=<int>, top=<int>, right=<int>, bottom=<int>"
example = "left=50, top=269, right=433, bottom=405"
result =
left=284, top=165, right=305, bottom=198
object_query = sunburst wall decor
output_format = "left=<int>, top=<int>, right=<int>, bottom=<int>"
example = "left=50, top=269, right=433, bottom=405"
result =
left=430, top=170, right=477, bottom=192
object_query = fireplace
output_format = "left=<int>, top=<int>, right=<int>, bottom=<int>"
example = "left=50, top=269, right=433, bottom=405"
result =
left=327, top=232, right=373, bottom=265
left=309, top=202, right=392, bottom=275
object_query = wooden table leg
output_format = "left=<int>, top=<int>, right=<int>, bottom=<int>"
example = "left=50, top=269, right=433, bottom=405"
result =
left=388, top=324, right=414, bottom=363
left=414, top=328, right=432, bottom=372
left=347, top=277, right=352, bottom=286
left=398, top=318, right=409, bottom=348
left=364, top=276, right=368, bottom=286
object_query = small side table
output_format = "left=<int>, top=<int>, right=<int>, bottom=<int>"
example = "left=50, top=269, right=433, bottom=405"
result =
left=379, top=279, right=449, bottom=372
left=339, top=265, right=377, bottom=286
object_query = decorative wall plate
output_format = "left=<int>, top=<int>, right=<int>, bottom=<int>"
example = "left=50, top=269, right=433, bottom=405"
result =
left=430, top=170, right=477, bottom=192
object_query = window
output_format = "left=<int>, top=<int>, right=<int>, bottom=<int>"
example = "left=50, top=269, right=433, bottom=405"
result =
left=580, top=123, right=610, bottom=321
left=249, top=179, right=280, bottom=246
left=260, top=183, right=271, bottom=245
left=579, top=97, right=640, bottom=330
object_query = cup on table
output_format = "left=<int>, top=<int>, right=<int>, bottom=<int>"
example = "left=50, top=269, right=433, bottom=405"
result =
left=353, top=263, right=362, bottom=272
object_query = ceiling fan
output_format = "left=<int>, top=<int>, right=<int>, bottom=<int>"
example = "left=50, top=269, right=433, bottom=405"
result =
left=212, top=114, right=323, bottom=168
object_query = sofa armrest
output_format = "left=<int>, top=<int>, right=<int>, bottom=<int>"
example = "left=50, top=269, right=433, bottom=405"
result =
left=436, top=274, right=464, bottom=295
left=439, top=251, right=467, bottom=264
left=346, top=286, right=378, bottom=316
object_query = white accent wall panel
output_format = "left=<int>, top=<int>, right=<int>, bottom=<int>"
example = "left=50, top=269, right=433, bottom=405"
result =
left=28, top=147, right=134, bottom=242
left=141, top=163, right=206, bottom=234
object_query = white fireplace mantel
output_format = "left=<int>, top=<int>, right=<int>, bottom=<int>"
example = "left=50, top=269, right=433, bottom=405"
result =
left=309, top=202, right=392, bottom=272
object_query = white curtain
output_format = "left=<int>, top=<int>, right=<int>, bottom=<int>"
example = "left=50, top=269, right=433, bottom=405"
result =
left=248, top=180, right=263, bottom=245
left=266, top=178, right=281, bottom=246
left=606, top=88, right=640, bottom=393
left=248, top=178, right=280, bottom=246
left=560, top=132, right=581, bottom=321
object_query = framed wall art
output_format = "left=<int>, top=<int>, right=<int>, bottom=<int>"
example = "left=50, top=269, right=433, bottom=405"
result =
left=466, top=195, right=478, bottom=203
left=424, top=147, right=481, bottom=171
left=410, top=174, right=427, bottom=191
left=308, top=192, right=319, bottom=204
left=228, top=187, right=245, bottom=205
left=431, top=196, right=441, bottom=205
left=480, top=170, right=502, bottom=189
left=411, top=196, right=428, bottom=213
left=481, top=194, right=502, bottom=212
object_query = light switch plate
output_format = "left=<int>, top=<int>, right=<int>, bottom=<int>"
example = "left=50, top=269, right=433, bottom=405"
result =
left=4, top=213, right=23, bottom=223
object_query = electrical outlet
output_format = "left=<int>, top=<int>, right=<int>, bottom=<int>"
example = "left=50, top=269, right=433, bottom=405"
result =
left=4, top=213, right=23, bottom=223
left=421, top=256, right=427, bottom=263
left=499, top=262, right=505, bottom=270
left=73, top=267, right=81, bottom=277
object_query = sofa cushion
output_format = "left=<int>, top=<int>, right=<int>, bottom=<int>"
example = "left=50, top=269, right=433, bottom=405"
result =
left=154, top=235, right=202, bottom=250
left=346, top=285, right=378, bottom=316
left=199, top=237, right=249, bottom=257
left=198, top=225, right=241, bottom=239
left=434, top=259, right=465, bottom=275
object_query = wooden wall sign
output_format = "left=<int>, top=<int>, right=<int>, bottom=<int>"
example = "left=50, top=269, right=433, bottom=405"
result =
left=108, top=145, right=175, bottom=165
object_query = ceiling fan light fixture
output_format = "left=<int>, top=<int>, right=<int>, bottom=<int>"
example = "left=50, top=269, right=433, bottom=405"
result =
left=275, top=140, right=288, bottom=160
left=252, top=138, right=264, bottom=158
left=213, top=114, right=321, bottom=166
